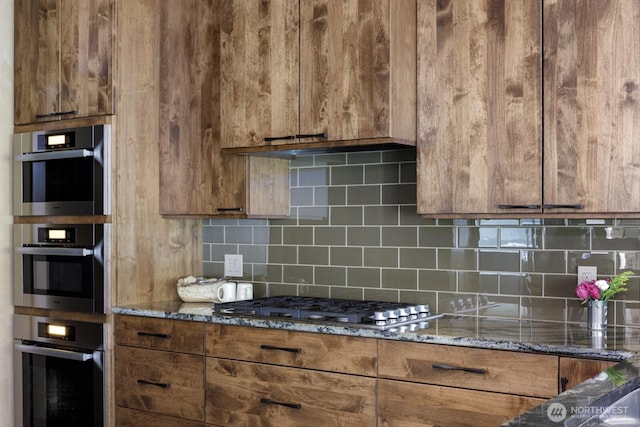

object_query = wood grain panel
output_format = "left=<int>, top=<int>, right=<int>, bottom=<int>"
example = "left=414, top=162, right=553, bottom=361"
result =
left=59, top=0, right=114, bottom=118
left=115, top=0, right=202, bottom=305
left=115, top=346, right=205, bottom=422
left=14, top=0, right=114, bottom=125
left=206, top=358, right=376, bottom=427
left=114, top=315, right=205, bottom=354
left=158, top=0, right=290, bottom=217
left=116, top=407, right=204, bottom=427
left=543, top=0, right=640, bottom=213
left=300, top=0, right=416, bottom=142
left=559, top=357, right=617, bottom=393
left=417, top=0, right=542, bottom=215
left=14, top=0, right=59, bottom=124
left=378, top=379, right=544, bottom=427
left=219, top=0, right=299, bottom=148
left=206, top=324, right=377, bottom=376
left=378, top=340, right=558, bottom=398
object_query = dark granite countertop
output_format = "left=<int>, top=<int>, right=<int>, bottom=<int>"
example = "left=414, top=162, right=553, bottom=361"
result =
left=113, top=300, right=640, bottom=426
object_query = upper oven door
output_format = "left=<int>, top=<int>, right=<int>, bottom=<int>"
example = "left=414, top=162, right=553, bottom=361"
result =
left=13, top=125, right=111, bottom=216
left=14, top=224, right=108, bottom=314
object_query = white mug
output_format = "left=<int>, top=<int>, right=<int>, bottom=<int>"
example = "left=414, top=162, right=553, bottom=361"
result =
left=216, top=281, right=237, bottom=303
left=236, top=283, right=253, bottom=300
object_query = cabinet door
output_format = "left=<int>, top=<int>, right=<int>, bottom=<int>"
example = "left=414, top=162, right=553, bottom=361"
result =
left=116, top=407, right=204, bottom=427
left=378, top=340, right=558, bottom=398
left=417, top=0, right=542, bottom=215
left=559, top=357, right=618, bottom=393
left=115, top=346, right=205, bottom=422
left=14, top=0, right=114, bottom=125
left=219, top=0, right=299, bottom=148
left=300, top=0, right=415, bottom=143
left=378, top=379, right=544, bottom=427
left=206, top=358, right=377, bottom=427
left=543, top=0, right=640, bottom=214
left=158, top=0, right=290, bottom=217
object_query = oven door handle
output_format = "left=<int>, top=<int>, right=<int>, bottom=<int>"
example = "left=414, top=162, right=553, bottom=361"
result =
left=16, top=149, right=94, bottom=162
left=18, top=247, right=94, bottom=257
left=16, top=343, right=95, bottom=362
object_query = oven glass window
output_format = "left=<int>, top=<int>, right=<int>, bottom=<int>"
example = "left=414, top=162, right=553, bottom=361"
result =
left=23, top=158, right=94, bottom=203
left=22, top=351, right=102, bottom=426
left=23, top=255, right=93, bottom=298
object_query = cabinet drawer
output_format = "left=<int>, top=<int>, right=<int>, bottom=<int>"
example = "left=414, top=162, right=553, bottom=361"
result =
left=116, top=406, right=204, bottom=427
left=378, top=340, right=558, bottom=398
left=115, top=346, right=205, bottom=421
left=115, top=315, right=204, bottom=354
left=378, top=379, right=544, bottom=427
left=206, top=358, right=376, bottom=427
left=205, top=324, right=377, bottom=376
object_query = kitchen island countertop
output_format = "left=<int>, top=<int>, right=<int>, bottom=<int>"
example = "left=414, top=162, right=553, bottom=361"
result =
left=113, top=300, right=640, bottom=426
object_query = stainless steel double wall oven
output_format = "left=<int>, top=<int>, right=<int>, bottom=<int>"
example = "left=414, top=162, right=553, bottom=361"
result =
left=13, top=124, right=111, bottom=427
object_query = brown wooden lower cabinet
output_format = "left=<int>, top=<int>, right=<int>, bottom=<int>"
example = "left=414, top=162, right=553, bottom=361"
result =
left=116, top=406, right=204, bottom=427
left=114, top=346, right=205, bottom=422
left=559, top=357, right=618, bottom=393
left=378, top=379, right=545, bottom=427
left=205, top=358, right=377, bottom=427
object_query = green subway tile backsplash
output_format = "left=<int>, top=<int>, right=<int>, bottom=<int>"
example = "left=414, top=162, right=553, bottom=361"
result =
left=202, top=150, right=640, bottom=327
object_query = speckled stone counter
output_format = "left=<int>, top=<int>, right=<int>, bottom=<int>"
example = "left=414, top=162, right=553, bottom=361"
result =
left=113, top=300, right=640, bottom=426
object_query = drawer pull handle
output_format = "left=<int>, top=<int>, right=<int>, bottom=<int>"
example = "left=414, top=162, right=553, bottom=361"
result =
left=137, top=331, right=172, bottom=339
left=498, top=204, right=540, bottom=209
left=260, top=398, right=301, bottom=410
left=295, top=132, right=327, bottom=140
left=541, top=204, right=584, bottom=210
left=137, top=379, right=171, bottom=389
left=264, top=135, right=296, bottom=142
left=432, top=363, right=486, bottom=375
left=260, top=344, right=302, bottom=354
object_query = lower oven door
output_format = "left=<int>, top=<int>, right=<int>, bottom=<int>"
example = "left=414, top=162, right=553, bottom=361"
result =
left=14, top=341, right=104, bottom=427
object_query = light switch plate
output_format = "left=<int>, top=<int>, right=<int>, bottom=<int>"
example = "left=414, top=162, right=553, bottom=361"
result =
left=578, top=266, right=597, bottom=285
left=224, top=254, right=243, bottom=277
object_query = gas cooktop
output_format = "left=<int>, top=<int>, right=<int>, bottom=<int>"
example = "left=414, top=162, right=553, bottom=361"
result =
left=214, top=296, right=443, bottom=331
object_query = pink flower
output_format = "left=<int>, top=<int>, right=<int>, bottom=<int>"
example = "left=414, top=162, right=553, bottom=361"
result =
left=576, top=282, right=590, bottom=300
left=576, top=280, right=601, bottom=301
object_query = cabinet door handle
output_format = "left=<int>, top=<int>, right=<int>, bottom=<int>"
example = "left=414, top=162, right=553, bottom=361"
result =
left=560, top=376, right=569, bottom=392
left=264, top=135, right=296, bottom=142
left=217, top=207, right=244, bottom=212
left=35, top=110, right=79, bottom=118
left=260, top=398, right=302, bottom=409
left=137, top=379, right=171, bottom=389
left=498, top=204, right=540, bottom=209
left=432, top=363, right=486, bottom=375
left=260, top=344, right=302, bottom=354
left=137, top=331, right=172, bottom=339
left=295, top=132, right=327, bottom=139
left=541, top=204, right=584, bottom=210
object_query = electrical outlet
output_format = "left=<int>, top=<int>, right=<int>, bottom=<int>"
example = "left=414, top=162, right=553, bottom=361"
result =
left=224, top=254, right=243, bottom=277
left=578, top=266, right=597, bottom=285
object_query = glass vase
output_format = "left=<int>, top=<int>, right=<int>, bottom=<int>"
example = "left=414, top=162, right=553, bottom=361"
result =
left=588, top=300, right=607, bottom=330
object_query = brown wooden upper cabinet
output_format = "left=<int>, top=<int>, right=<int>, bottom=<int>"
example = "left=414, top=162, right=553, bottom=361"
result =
left=14, top=0, right=114, bottom=125
left=417, top=0, right=640, bottom=217
left=218, top=0, right=416, bottom=152
left=158, top=0, right=289, bottom=217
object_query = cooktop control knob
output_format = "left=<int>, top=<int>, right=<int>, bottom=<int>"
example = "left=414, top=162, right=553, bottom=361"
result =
left=386, top=309, right=399, bottom=324
left=373, top=311, right=388, bottom=326
left=407, top=306, right=419, bottom=320
left=397, top=308, right=409, bottom=322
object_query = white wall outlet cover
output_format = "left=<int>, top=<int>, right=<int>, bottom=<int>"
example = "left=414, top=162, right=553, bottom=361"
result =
left=224, top=254, right=243, bottom=277
left=578, top=266, right=597, bottom=285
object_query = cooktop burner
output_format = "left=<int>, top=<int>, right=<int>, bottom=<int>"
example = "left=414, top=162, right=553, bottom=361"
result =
left=214, top=296, right=443, bottom=331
